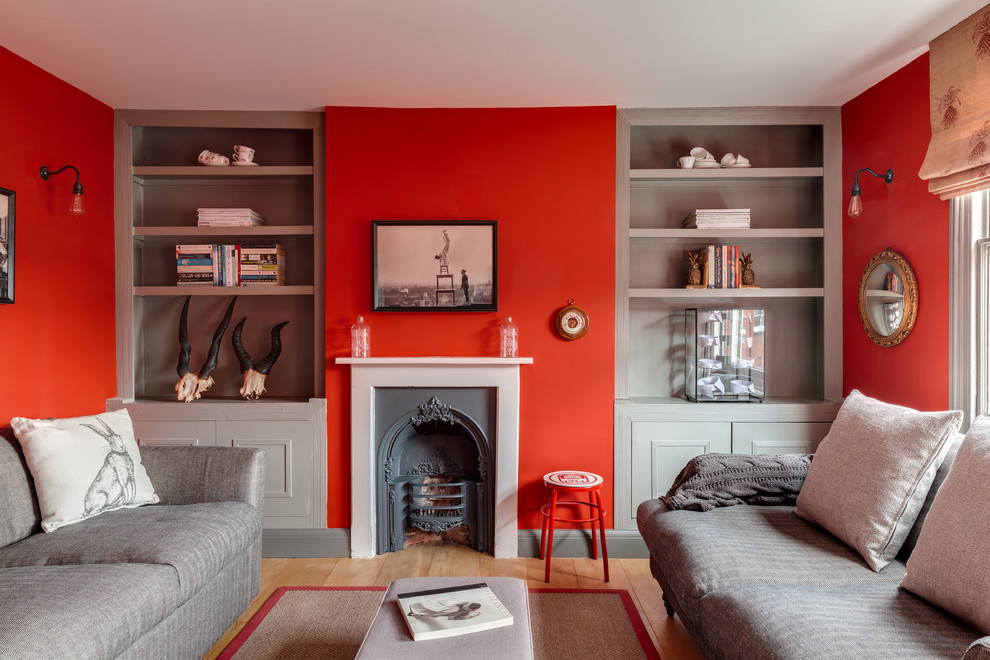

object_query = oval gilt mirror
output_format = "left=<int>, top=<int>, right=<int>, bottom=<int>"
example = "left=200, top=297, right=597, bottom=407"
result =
left=858, top=249, right=918, bottom=347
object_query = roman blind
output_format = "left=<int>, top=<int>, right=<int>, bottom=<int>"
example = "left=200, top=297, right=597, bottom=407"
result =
left=919, top=4, right=990, bottom=200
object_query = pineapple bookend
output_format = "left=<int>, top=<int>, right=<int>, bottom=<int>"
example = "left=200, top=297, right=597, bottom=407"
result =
left=686, top=249, right=706, bottom=289
left=739, top=252, right=759, bottom=288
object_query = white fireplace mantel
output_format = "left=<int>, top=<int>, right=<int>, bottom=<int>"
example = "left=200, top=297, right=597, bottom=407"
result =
left=337, top=356, right=533, bottom=558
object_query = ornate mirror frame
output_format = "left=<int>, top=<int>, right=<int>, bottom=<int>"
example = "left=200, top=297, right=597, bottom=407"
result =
left=858, top=249, right=919, bottom=347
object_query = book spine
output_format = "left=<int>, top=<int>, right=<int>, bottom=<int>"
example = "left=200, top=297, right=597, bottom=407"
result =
left=707, top=245, right=715, bottom=288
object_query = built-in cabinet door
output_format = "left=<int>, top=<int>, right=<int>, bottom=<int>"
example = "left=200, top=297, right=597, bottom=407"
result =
left=732, top=422, right=831, bottom=455
left=631, top=421, right=732, bottom=507
left=218, top=420, right=315, bottom=528
left=132, top=420, right=217, bottom=447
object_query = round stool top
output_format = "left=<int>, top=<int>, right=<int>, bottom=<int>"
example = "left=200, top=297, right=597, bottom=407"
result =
left=543, top=470, right=604, bottom=489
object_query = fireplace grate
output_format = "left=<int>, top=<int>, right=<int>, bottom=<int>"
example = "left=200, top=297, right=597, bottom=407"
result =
left=407, top=477, right=468, bottom=534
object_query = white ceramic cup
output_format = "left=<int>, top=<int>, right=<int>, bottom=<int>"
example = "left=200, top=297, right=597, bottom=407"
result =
left=735, top=154, right=750, bottom=165
left=721, top=153, right=737, bottom=167
left=232, top=145, right=255, bottom=162
left=689, top=147, right=713, bottom=161
left=677, top=156, right=696, bottom=169
left=198, top=149, right=229, bottom=166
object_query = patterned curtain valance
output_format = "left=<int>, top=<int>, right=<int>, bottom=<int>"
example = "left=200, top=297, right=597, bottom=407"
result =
left=919, top=5, right=990, bottom=200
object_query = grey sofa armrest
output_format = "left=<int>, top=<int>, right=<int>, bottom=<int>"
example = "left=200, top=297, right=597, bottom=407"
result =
left=965, top=637, right=990, bottom=660
left=139, top=446, right=266, bottom=513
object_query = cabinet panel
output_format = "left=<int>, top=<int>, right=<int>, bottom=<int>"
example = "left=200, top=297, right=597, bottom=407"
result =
left=132, top=420, right=216, bottom=446
left=733, top=421, right=831, bottom=454
left=631, top=421, right=732, bottom=508
left=219, top=420, right=314, bottom=527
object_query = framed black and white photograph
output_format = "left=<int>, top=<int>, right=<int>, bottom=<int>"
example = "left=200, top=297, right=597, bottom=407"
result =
left=0, top=187, right=14, bottom=304
left=373, top=220, right=497, bottom=311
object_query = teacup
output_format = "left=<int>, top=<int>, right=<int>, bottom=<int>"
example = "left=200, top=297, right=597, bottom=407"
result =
left=677, top=156, right=696, bottom=169
left=198, top=150, right=229, bottom=166
left=736, top=154, right=750, bottom=165
left=232, top=145, right=255, bottom=163
left=689, top=147, right=714, bottom=161
left=720, top=153, right=737, bottom=167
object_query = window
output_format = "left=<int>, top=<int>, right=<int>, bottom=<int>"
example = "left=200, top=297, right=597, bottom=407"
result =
left=949, top=190, right=990, bottom=429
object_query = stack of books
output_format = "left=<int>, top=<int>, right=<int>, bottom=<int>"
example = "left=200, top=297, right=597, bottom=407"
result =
left=240, top=244, right=285, bottom=286
left=176, top=244, right=215, bottom=286
left=683, top=209, right=751, bottom=229
left=704, top=244, right=742, bottom=289
left=175, top=243, right=284, bottom=286
left=196, top=208, right=264, bottom=227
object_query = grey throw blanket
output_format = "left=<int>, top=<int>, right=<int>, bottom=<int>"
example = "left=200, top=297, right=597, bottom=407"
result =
left=660, top=452, right=813, bottom=511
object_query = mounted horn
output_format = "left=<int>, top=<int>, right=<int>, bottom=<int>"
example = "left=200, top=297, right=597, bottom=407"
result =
left=174, top=296, right=238, bottom=403
left=231, top=318, right=289, bottom=400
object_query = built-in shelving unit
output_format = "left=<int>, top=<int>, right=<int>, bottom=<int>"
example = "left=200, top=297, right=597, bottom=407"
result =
left=613, top=107, right=844, bottom=529
left=111, top=110, right=328, bottom=536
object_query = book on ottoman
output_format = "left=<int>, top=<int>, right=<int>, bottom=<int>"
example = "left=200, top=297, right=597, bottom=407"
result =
left=397, top=582, right=513, bottom=641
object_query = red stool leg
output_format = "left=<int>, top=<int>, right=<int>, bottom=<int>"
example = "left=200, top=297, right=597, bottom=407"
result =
left=540, top=485, right=550, bottom=560
left=544, top=488, right=559, bottom=583
left=595, top=487, right=609, bottom=582
left=588, top=488, right=599, bottom=560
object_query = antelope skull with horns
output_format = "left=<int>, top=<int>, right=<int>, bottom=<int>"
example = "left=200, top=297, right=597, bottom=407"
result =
left=175, top=296, right=237, bottom=403
left=231, top=318, right=289, bottom=400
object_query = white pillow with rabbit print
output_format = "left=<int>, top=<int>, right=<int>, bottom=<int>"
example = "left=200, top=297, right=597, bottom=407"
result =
left=11, top=409, right=158, bottom=532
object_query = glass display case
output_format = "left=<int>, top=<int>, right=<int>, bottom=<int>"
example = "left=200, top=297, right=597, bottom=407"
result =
left=685, top=308, right=765, bottom=402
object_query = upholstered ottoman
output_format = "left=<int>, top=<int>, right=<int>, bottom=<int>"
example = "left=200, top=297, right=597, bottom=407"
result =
left=355, top=577, right=534, bottom=659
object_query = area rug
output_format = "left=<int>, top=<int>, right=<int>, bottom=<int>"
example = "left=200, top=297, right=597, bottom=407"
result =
left=219, top=586, right=660, bottom=660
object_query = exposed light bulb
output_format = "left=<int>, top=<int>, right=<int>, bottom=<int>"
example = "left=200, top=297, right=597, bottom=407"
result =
left=847, top=194, right=863, bottom=218
left=70, top=192, right=85, bottom=216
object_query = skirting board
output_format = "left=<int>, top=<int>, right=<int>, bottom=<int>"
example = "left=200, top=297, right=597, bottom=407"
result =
left=263, top=528, right=648, bottom=559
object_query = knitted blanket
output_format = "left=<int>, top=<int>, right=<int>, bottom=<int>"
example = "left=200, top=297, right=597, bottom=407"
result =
left=660, top=452, right=813, bottom=511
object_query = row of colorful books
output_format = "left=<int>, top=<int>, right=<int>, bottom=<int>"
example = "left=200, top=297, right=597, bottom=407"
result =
left=196, top=207, right=264, bottom=227
left=683, top=208, right=751, bottom=229
left=704, top=244, right=743, bottom=289
left=176, top=244, right=284, bottom=286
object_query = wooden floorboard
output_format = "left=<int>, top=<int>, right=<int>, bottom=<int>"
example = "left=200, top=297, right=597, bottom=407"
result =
left=202, top=542, right=703, bottom=659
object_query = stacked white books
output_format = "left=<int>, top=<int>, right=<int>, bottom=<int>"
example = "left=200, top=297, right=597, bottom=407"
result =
left=683, top=209, right=751, bottom=229
left=197, top=208, right=264, bottom=227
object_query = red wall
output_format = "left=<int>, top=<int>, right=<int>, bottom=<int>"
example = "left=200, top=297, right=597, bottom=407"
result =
left=325, top=106, right=616, bottom=529
left=0, top=47, right=116, bottom=424
left=841, top=53, right=952, bottom=411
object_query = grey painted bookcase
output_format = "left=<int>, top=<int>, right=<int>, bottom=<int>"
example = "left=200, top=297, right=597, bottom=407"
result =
left=110, top=110, right=327, bottom=535
left=613, top=107, right=844, bottom=530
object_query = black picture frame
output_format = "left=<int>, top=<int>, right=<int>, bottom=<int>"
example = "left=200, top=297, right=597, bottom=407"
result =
left=0, top=187, right=14, bottom=304
left=373, top=220, right=497, bottom=311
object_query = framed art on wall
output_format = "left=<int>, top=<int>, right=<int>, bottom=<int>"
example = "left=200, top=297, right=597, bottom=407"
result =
left=0, top=187, right=14, bottom=304
left=372, top=220, right=497, bottom=311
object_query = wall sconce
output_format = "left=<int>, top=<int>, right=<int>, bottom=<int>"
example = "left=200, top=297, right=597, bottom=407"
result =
left=39, top=165, right=85, bottom=216
left=847, top=167, right=893, bottom=218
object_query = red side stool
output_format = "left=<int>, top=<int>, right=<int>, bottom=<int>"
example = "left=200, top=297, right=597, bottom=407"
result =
left=539, top=470, right=609, bottom=583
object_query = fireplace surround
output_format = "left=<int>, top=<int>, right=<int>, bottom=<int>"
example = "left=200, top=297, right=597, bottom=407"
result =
left=337, top=357, right=532, bottom=558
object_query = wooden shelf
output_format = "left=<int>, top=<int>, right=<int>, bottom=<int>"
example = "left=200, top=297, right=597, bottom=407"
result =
left=629, top=287, right=824, bottom=299
left=134, top=285, right=314, bottom=296
left=629, top=228, right=823, bottom=242
left=134, top=225, right=314, bottom=239
left=630, top=167, right=823, bottom=181
left=132, top=166, right=313, bottom=181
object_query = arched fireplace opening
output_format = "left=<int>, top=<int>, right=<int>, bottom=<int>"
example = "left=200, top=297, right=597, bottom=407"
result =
left=375, top=396, right=495, bottom=555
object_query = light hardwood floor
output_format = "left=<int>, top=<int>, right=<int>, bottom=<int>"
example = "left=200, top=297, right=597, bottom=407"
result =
left=202, top=542, right=704, bottom=659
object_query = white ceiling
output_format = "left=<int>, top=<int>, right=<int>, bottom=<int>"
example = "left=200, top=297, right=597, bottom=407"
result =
left=1, top=0, right=987, bottom=111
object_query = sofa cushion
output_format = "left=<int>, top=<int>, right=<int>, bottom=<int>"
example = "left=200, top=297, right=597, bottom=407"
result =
left=794, top=390, right=962, bottom=571
left=0, top=501, right=260, bottom=601
left=0, top=563, right=181, bottom=659
left=637, top=502, right=905, bottom=612
left=901, top=416, right=990, bottom=634
left=10, top=409, right=159, bottom=532
left=695, top=581, right=980, bottom=660
left=0, top=430, right=40, bottom=549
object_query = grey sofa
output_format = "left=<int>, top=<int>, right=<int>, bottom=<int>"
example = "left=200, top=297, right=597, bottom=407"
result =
left=637, top=442, right=990, bottom=659
left=0, top=429, right=265, bottom=659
